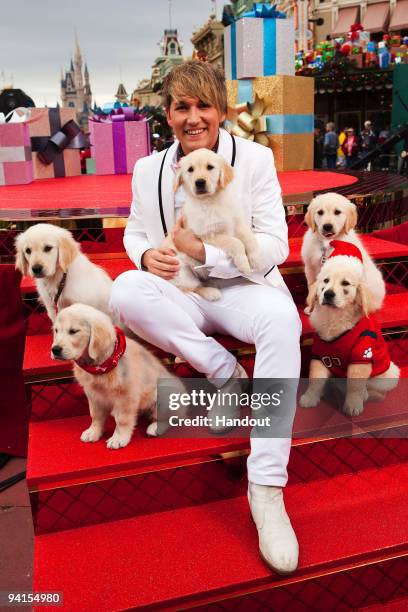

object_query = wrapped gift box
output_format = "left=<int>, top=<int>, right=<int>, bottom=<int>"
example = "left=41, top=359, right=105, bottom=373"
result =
left=351, top=52, right=364, bottom=68
left=0, top=122, right=33, bottom=186
left=226, top=76, right=314, bottom=171
left=85, top=158, right=96, bottom=174
left=28, top=108, right=85, bottom=179
left=89, top=114, right=150, bottom=175
left=224, top=15, right=295, bottom=79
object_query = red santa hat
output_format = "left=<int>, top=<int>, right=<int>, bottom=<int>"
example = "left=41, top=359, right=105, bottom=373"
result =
left=325, top=240, right=364, bottom=274
left=328, top=240, right=363, bottom=263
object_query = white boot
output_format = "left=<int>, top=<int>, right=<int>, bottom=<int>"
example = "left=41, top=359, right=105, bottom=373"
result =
left=209, top=362, right=248, bottom=434
left=248, top=482, right=299, bottom=574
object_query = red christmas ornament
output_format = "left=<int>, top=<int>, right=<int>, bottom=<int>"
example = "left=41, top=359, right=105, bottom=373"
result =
left=340, top=43, right=351, bottom=55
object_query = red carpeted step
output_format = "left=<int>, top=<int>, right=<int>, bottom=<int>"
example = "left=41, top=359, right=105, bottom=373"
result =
left=27, top=365, right=408, bottom=493
left=33, top=462, right=408, bottom=611
left=20, top=254, right=135, bottom=294
left=23, top=294, right=408, bottom=377
left=27, top=415, right=247, bottom=489
left=283, top=235, right=408, bottom=269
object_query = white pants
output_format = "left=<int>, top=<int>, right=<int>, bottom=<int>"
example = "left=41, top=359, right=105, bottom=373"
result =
left=110, top=271, right=302, bottom=487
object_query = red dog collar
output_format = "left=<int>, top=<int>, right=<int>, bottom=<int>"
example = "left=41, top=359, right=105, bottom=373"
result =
left=75, top=327, right=126, bottom=375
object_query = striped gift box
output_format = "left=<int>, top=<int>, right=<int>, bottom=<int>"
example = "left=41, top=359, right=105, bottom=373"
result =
left=0, top=122, right=33, bottom=186
left=226, top=76, right=315, bottom=172
left=224, top=17, right=295, bottom=80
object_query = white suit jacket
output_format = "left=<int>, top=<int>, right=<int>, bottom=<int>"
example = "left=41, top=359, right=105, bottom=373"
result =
left=124, top=128, right=288, bottom=288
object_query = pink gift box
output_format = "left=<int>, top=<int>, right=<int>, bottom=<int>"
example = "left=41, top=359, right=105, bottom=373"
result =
left=89, top=119, right=150, bottom=175
left=0, top=122, right=33, bottom=186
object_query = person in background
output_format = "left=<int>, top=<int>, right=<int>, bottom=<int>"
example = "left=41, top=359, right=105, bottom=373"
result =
left=313, top=126, right=323, bottom=169
left=378, top=125, right=391, bottom=144
left=323, top=122, right=339, bottom=169
left=360, top=120, right=377, bottom=169
left=398, top=133, right=408, bottom=175
left=378, top=125, right=391, bottom=170
left=342, top=127, right=359, bottom=168
left=337, top=127, right=348, bottom=168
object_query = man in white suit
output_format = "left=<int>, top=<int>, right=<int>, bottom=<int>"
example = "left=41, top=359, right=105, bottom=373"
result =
left=110, top=62, right=301, bottom=574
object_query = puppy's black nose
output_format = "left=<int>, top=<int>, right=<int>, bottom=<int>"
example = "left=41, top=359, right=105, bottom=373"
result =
left=323, top=289, right=335, bottom=301
left=51, top=345, right=62, bottom=357
left=195, top=179, right=206, bottom=191
left=323, top=223, right=333, bottom=232
left=31, top=264, right=43, bottom=275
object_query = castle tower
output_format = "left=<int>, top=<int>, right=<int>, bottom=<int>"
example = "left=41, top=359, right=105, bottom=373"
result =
left=60, top=33, right=92, bottom=131
left=73, top=32, right=84, bottom=115
left=84, top=63, right=92, bottom=112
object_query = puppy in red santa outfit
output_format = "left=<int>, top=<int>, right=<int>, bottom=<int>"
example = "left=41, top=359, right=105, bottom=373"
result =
left=300, top=241, right=400, bottom=416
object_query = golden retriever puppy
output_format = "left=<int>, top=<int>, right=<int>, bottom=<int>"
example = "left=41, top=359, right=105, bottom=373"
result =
left=301, top=193, right=385, bottom=312
left=51, top=303, right=180, bottom=448
left=165, top=148, right=264, bottom=301
left=300, top=254, right=399, bottom=416
left=15, top=224, right=113, bottom=323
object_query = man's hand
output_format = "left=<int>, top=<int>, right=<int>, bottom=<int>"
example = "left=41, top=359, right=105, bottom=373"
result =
left=172, top=217, right=205, bottom=263
left=142, top=247, right=180, bottom=279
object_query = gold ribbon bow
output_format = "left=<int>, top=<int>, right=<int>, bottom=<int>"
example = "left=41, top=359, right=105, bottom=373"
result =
left=227, top=94, right=271, bottom=147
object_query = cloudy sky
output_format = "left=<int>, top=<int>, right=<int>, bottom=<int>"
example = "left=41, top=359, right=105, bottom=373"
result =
left=0, top=0, right=223, bottom=107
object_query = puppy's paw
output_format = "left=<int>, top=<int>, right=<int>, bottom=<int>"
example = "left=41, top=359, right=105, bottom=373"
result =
left=248, top=250, right=264, bottom=272
left=80, top=426, right=103, bottom=443
left=106, top=432, right=132, bottom=449
left=196, top=286, right=222, bottom=301
left=342, top=398, right=364, bottom=417
left=146, top=422, right=158, bottom=437
left=234, top=255, right=251, bottom=275
left=304, top=306, right=311, bottom=316
left=299, top=391, right=320, bottom=408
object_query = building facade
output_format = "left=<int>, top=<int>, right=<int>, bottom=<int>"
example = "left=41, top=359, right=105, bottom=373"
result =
left=311, top=0, right=407, bottom=43
left=131, top=29, right=184, bottom=108
left=60, top=34, right=92, bottom=131
left=191, top=15, right=225, bottom=70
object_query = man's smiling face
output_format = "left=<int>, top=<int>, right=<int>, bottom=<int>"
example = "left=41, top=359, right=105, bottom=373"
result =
left=165, top=96, right=226, bottom=154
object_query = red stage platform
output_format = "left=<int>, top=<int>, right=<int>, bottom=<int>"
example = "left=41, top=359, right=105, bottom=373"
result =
left=0, top=169, right=406, bottom=221
left=0, top=170, right=356, bottom=218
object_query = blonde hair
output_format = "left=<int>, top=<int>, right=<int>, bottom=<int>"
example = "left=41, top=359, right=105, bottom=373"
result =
left=162, top=61, right=227, bottom=116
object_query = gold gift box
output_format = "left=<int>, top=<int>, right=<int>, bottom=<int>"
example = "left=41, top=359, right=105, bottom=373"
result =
left=226, top=75, right=314, bottom=116
left=268, top=134, right=314, bottom=172
left=226, top=76, right=314, bottom=171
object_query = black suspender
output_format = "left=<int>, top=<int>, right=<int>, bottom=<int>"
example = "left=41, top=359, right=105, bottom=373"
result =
left=158, top=146, right=170, bottom=237
left=158, top=133, right=236, bottom=237
left=230, top=132, right=236, bottom=168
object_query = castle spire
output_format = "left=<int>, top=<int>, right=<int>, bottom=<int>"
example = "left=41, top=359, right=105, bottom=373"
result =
left=74, top=28, right=81, bottom=61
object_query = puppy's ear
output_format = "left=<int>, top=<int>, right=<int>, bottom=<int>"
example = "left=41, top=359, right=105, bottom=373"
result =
left=219, top=160, right=234, bottom=189
left=14, top=235, right=29, bottom=276
left=58, top=234, right=79, bottom=273
left=173, top=168, right=183, bottom=192
left=357, top=283, right=376, bottom=317
left=306, top=282, right=318, bottom=313
left=345, top=202, right=358, bottom=233
left=304, top=204, right=316, bottom=232
left=88, top=319, right=112, bottom=361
